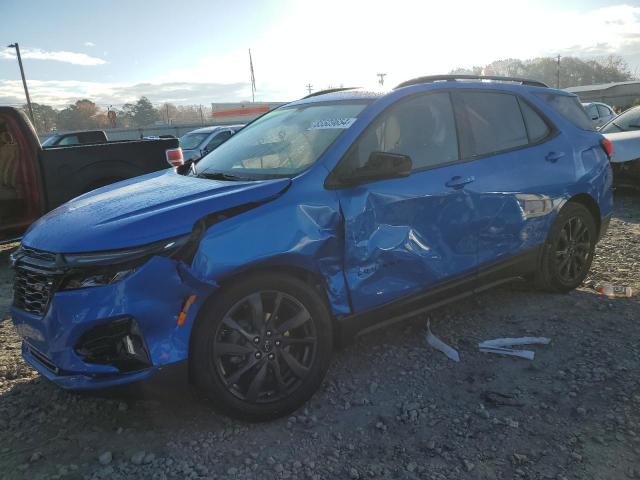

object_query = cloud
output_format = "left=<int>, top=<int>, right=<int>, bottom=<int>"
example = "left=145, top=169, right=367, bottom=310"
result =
left=84, top=42, right=96, bottom=47
left=0, top=79, right=255, bottom=107
left=0, top=48, right=106, bottom=66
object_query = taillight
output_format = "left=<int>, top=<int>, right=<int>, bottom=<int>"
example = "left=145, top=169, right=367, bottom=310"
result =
left=600, top=138, right=613, bottom=160
left=166, top=148, right=184, bottom=167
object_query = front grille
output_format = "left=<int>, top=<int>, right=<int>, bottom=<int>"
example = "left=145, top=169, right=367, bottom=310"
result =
left=13, top=247, right=62, bottom=316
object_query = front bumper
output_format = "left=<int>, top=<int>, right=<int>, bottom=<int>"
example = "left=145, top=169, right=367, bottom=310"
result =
left=22, top=342, right=157, bottom=389
left=11, top=256, right=216, bottom=390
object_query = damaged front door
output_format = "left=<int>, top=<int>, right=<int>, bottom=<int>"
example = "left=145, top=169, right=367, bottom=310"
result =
left=332, top=92, right=478, bottom=313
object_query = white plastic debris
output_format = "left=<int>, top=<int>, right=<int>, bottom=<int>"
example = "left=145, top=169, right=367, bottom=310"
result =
left=478, top=346, right=535, bottom=360
left=478, top=337, right=551, bottom=349
left=426, top=321, right=460, bottom=362
left=478, top=337, right=551, bottom=360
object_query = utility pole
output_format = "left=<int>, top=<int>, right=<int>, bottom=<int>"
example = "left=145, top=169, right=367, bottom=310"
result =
left=165, top=103, right=170, bottom=124
left=199, top=105, right=204, bottom=125
left=556, top=55, right=561, bottom=89
left=377, top=73, right=387, bottom=86
left=306, top=83, right=313, bottom=95
left=249, top=49, right=256, bottom=103
left=7, top=43, right=35, bottom=126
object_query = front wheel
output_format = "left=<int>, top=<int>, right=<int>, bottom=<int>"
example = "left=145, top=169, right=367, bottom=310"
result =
left=535, top=202, right=597, bottom=293
left=191, top=273, right=333, bottom=421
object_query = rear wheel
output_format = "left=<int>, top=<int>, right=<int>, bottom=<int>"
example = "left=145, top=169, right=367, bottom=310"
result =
left=191, top=273, right=332, bottom=421
left=535, top=202, right=597, bottom=293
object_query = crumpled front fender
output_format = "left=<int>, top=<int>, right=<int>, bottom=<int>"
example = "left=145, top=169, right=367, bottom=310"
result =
left=190, top=179, right=352, bottom=316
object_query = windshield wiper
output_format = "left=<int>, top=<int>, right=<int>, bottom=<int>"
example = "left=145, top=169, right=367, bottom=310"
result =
left=197, top=171, right=252, bottom=182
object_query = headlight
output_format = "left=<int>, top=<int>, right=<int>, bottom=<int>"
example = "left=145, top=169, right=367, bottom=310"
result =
left=59, top=234, right=191, bottom=291
left=63, top=234, right=191, bottom=267
left=61, top=268, right=135, bottom=290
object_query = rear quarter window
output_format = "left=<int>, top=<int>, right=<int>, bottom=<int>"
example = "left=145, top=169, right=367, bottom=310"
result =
left=537, top=94, right=595, bottom=131
left=519, top=100, right=550, bottom=143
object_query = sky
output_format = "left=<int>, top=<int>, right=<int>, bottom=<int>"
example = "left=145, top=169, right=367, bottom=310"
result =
left=1, top=0, right=640, bottom=108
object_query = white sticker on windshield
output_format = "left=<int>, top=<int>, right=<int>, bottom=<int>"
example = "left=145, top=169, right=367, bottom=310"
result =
left=308, top=118, right=357, bottom=130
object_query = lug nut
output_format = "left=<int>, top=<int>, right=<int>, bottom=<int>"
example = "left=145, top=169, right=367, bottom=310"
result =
left=253, top=337, right=260, bottom=344
left=268, top=353, right=275, bottom=360
left=255, top=352, right=262, bottom=359
left=275, top=340, right=281, bottom=347
left=266, top=330, right=272, bottom=337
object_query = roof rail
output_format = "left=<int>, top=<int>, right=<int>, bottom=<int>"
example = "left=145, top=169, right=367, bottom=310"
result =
left=395, top=75, right=549, bottom=89
left=302, top=87, right=359, bottom=99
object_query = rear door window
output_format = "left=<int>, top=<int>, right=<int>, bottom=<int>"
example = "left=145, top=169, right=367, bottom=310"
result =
left=597, top=105, right=612, bottom=118
left=586, top=104, right=599, bottom=120
left=206, top=130, right=232, bottom=151
left=536, top=94, right=595, bottom=131
left=454, top=91, right=528, bottom=157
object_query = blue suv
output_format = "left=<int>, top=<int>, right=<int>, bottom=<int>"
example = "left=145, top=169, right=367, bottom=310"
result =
left=10, top=76, right=613, bottom=420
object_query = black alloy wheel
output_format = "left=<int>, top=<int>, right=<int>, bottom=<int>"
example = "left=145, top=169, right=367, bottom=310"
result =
left=191, top=273, right=332, bottom=421
left=554, top=215, right=591, bottom=284
left=212, top=291, right=317, bottom=404
left=535, top=202, right=597, bottom=293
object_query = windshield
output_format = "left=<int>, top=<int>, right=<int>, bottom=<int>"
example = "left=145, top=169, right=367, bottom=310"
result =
left=600, top=106, right=640, bottom=133
left=180, top=132, right=211, bottom=150
left=195, top=101, right=369, bottom=179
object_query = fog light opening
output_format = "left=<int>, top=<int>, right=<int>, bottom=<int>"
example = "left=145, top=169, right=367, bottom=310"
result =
left=75, top=318, right=152, bottom=373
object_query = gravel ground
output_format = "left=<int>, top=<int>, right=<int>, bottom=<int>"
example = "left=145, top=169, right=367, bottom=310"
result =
left=1, top=194, right=639, bottom=480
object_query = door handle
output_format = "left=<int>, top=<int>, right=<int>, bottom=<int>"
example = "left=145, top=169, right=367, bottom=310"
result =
left=545, top=151, right=565, bottom=163
left=445, top=175, right=475, bottom=189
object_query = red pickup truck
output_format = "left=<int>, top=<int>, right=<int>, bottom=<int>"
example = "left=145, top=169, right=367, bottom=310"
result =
left=0, top=107, right=183, bottom=243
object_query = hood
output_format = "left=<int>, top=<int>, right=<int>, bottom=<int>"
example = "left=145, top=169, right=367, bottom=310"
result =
left=23, top=169, right=291, bottom=253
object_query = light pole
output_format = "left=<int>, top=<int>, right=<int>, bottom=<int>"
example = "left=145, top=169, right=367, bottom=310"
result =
left=7, top=43, right=35, bottom=126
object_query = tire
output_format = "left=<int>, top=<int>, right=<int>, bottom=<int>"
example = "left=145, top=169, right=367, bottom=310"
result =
left=535, top=202, right=597, bottom=293
left=191, top=273, right=333, bottom=421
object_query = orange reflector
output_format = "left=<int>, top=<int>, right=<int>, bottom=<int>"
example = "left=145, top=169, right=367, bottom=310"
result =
left=177, top=295, right=198, bottom=326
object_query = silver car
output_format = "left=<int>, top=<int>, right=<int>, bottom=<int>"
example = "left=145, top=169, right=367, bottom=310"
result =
left=179, top=125, right=244, bottom=162
left=582, top=102, right=615, bottom=128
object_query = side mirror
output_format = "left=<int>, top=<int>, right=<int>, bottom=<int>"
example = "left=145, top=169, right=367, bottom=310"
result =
left=350, top=151, right=412, bottom=184
left=176, top=159, right=195, bottom=176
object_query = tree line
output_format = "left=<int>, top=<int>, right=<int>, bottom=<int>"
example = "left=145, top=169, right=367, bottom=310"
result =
left=20, top=55, right=637, bottom=133
left=450, top=54, right=634, bottom=89
left=26, top=96, right=210, bottom=133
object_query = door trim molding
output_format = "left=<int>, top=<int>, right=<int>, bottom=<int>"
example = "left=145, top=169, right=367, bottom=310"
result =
left=334, top=247, right=540, bottom=343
